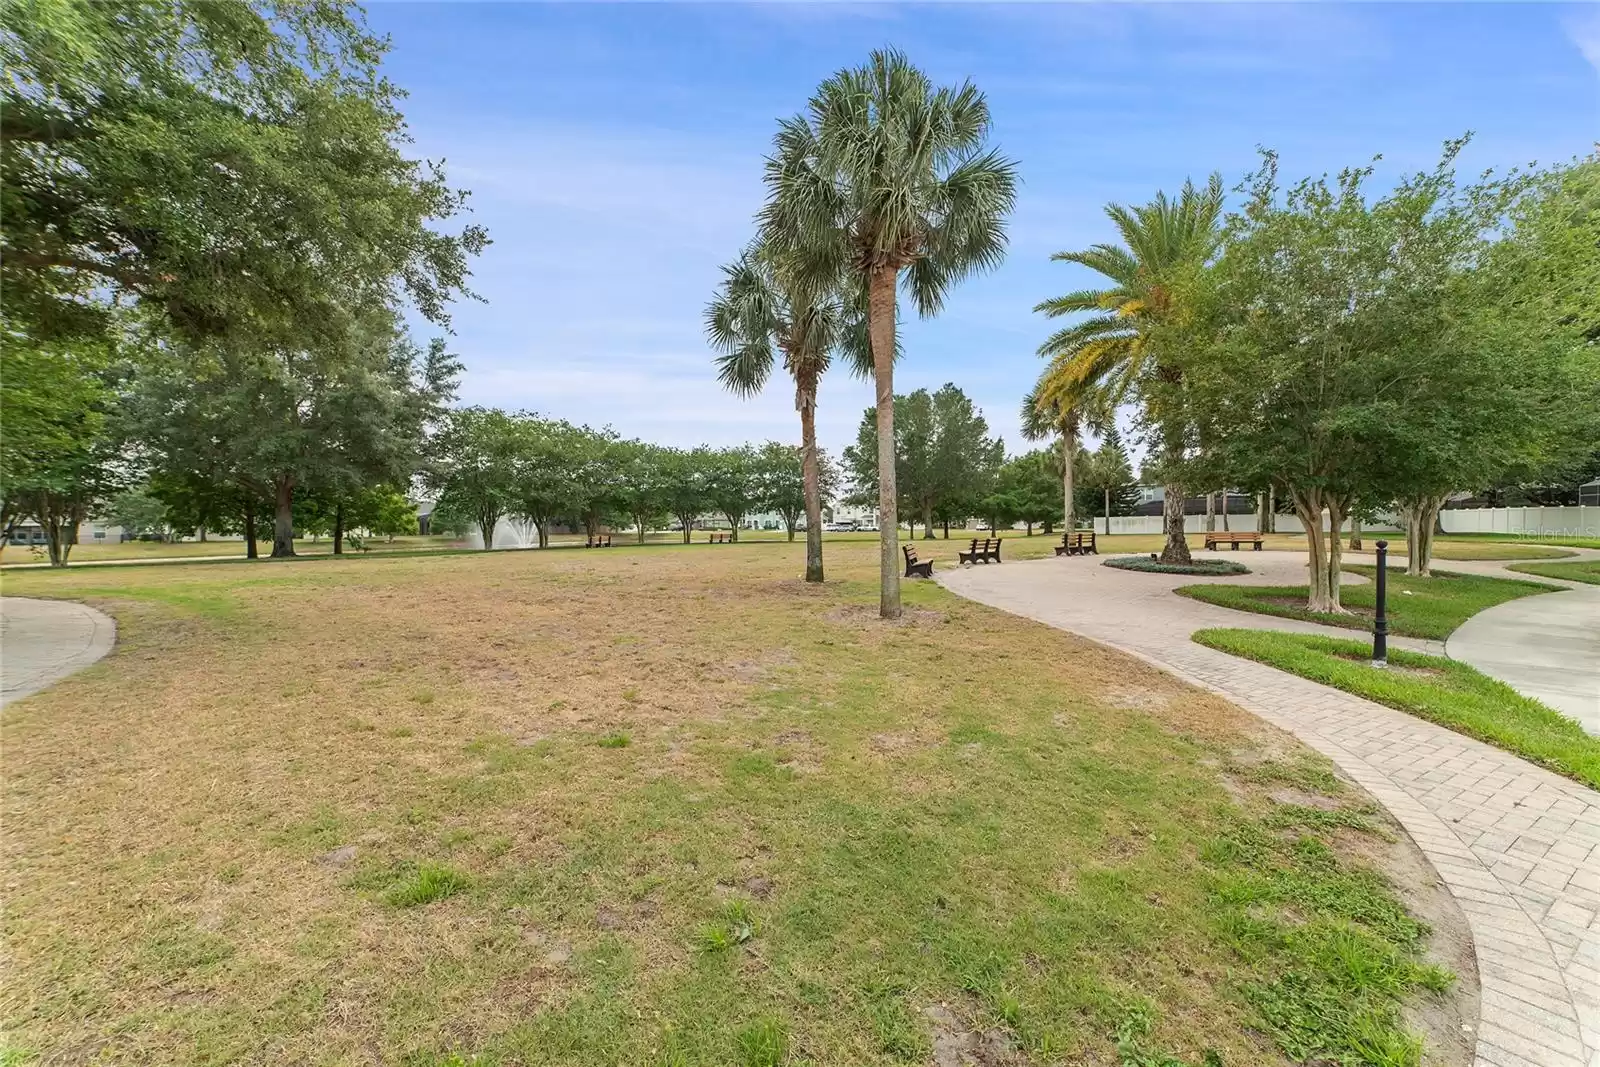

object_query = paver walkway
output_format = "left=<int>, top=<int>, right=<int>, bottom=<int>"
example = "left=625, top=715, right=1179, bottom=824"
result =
left=939, top=552, right=1600, bottom=1067
left=0, top=597, right=116, bottom=707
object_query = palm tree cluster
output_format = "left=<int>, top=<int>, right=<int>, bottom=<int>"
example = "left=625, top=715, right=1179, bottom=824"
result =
left=1029, top=177, right=1226, bottom=564
left=708, top=49, right=1017, bottom=615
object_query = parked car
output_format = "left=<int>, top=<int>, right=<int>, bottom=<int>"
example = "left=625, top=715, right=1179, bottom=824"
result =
left=822, top=521, right=854, bottom=532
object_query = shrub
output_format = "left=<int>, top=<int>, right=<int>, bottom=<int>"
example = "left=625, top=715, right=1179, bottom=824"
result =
left=1103, top=555, right=1250, bottom=576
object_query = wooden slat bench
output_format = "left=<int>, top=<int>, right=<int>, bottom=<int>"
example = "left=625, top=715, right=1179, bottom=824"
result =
left=902, top=544, right=934, bottom=578
left=708, top=532, right=732, bottom=544
left=958, top=537, right=1002, bottom=565
left=586, top=533, right=613, bottom=548
left=1054, top=531, right=1097, bottom=556
left=1204, top=531, right=1263, bottom=551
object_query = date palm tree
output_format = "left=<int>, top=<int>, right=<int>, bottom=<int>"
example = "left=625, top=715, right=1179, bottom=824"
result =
left=1034, top=176, right=1224, bottom=564
left=762, top=49, right=1017, bottom=618
left=706, top=241, right=867, bottom=583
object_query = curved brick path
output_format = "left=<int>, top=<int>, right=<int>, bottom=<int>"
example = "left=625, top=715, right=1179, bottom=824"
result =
left=939, top=552, right=1600, bottom=1067
left=0, top=597, right=116, bottom=708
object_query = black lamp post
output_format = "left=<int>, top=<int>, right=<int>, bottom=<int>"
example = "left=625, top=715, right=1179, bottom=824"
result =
left=1372, top=539, right=1389, bottom=667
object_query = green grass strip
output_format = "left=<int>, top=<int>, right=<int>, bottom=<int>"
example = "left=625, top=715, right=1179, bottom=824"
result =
left=1176, top=566, right=1558, bottom=640
left=1193, top=628, right=1600, bottom=790
left=1507, top=559, right=1600, bottom=586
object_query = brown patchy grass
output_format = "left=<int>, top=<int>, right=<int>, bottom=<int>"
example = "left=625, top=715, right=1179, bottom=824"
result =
left=1, top=541, right=1468, bottom=1066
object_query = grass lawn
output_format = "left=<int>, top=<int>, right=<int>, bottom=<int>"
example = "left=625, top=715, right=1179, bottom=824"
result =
left=1507, top=559, right=1600, bottom=585
left=1175, top=566, right=1560, bottom=641
left=1, top=543, right=1470, bottom=1066
left=1193, top=629, right=1600, bottom=791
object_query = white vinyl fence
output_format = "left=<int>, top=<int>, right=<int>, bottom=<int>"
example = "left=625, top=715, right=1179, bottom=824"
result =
left=1098, top=513, right=1399, bottom=536
left=1097, top=505, right=1598, bottom=538
left=1439, top=506, right=1599, bottom=538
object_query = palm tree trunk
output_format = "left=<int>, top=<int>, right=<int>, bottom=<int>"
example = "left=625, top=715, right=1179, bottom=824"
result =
left=1158, top=423, right=1191, bottom=564
left=798, top=375, right=824, bottom=583
left=1060, top=412, right=1078, bottom=531
left=869, top=263, right=900, bottom=619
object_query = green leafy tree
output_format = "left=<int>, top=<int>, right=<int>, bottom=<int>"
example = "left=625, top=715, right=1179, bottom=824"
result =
left=928, top=384, right=1003, bottom=538
left=0, top=338, right=124, bottom=565
left=103, top=488, right=171, bottom=540
left=616, top=440, right=671, bottom=544
left=567, top=427, right=627, bottom=544
left=1, top=0, right=486, bottom=348
left=996, top=451, right=1061, bottom=535
left=762, top=49, right=1017, bottom=617
left=660, top=447, right=714, bottom=544
left=704, top=446, right=760, bottom=542
left=427, top=408, right=524, bottom=551
left=754, top=440, right=839, bottom=543
left=1181, top=142, right=1588, bottom=609
left=1034, top=177, right=1224, bottom=565
left=708, top=239, right=869, bottom=580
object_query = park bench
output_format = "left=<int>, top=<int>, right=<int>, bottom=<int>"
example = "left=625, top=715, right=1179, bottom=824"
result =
left=1204, top=531, right=1263, bottom=551
left=958, top=537, right=1002, bottom=565
left=1054, top=531, right=1097, bottom=556
left=902, top=544, right=934, bottom=578
left=709, top=532, right=731, bottom=544
left=586, top=533, right=613, bottom=548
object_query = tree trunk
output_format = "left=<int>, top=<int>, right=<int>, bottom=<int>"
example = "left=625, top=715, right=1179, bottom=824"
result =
left=271, top=476, right=296, bottom=557
left=1265, top=486, right=1276, bottom=534
left=727, top=516, right=739, bottom=543
left=1221, top=490, right=1230, bottom=532
left=1347, top=513, right=1362, bottom=552
left=1025, top=522, right=1034, bottom=536
left=868, top=262, right=900, bottom=619
left=1103, top=488, right=1111, bottom=535
left=1256, top=492, right=1266, bottom=535
left=1157, top=420, right=1191, bottom=563
left=1293, top=490, right=1351, bottom=614
left=1060, top=414, right=1078, bottom=531
left=942, top=520, right=950, bottom=538
left=907, top=517, right=917, bottom=540
left=477, top=509, right=499, bottom=550
left=1401, top=494, right=1447, bottom=576
left=678, top=515, right=693, bottom=544
left=332, top=503, right=345, bottom=556
left=922, top=499, right=934, bottom=540
left=43, top=507, right=70, bottom=567
left=1205, top=491, right=1216, bottom=532
left=244, top=500, right=258, bottom=558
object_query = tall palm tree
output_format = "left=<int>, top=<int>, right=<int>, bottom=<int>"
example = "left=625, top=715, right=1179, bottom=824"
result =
left=762, top=49, right=1017, bottom=619
left=1020, top=375, right=1110, bottom=535
left=1033, top=176, right=1224, bottom=564
left=706, top=241, right=867, bottom=583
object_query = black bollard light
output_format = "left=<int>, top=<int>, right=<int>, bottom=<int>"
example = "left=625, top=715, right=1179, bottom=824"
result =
left=1372, top=539, right=1389, bottom=667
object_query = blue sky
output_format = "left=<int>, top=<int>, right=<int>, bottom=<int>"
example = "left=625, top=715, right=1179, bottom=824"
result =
left=371, top=2, right=1600, bottom=469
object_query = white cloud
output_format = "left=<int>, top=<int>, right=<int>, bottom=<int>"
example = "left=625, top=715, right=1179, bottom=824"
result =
left=1567, top=8, right=1600, bottom=78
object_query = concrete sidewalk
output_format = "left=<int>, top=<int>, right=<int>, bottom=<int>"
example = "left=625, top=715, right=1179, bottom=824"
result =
left=1, top=597, right=116, bottom=707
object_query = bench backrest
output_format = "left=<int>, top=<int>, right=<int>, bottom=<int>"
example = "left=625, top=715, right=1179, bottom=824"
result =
left=903, top=546, right=919, bottom=562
